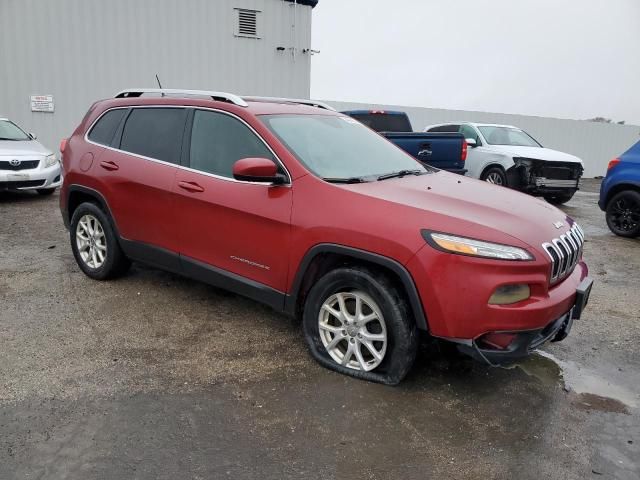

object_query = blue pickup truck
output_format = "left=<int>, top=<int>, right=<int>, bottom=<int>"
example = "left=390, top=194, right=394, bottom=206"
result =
left=341, top=110, right=467, bottom=175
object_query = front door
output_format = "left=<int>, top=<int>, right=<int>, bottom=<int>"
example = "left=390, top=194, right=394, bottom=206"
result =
left=173, top=109, right=292, bottom=302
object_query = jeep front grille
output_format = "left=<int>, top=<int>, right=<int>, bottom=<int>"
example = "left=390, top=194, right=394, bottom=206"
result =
left=542, top=223, right=584, bottom=284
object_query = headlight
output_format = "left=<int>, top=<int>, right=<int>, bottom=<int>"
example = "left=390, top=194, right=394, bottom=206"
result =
left=422, top=231, right=534, bottom=260
left=44, top=154, right=58, bottom=167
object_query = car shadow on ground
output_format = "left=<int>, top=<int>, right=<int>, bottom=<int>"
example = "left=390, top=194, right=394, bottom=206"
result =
left=0, top=190, right=55, bottom=204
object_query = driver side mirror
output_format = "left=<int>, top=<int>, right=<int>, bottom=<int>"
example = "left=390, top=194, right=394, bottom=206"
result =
left=232, top=157, right=287, bottom=185
left=465, top=138, right=478, bottom=148
left=29, top=132, right=37, bottom=140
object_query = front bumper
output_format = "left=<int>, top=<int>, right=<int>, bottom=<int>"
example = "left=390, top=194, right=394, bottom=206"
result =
left=0, top=162, right=62, bottom=191
left=506, top=159, right=583, bottom=194
left=454, top=276, right=593, bottom=365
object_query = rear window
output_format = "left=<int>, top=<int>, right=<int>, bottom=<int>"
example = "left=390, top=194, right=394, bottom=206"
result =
left=119, top=108, right=187, bottom=164
left=427, top=125, right=460, bottom=133
left=346, top=113, right=412, bottom=133
left=88, top=109, right=127, bottom=146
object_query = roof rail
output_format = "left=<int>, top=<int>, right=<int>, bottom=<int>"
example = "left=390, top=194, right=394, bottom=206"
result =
left=242, top=96, right=335, bottom=111
left=114, top=88, right=248, bottom=107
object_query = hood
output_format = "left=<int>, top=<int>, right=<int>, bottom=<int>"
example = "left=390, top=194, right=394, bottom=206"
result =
left=343, top=171, right=574, bottom=251
left=0, top=140, right=51, bottom=158
left=488, top=145, right=583, bottom=163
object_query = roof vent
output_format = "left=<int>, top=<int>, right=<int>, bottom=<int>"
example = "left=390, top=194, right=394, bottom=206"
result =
left=235, top=9, right=259, bottom=38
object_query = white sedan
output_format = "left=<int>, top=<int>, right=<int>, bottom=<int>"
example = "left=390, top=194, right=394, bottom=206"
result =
left=424, top=122, right=584, bottom=204
left=0, top=118, right=61, bottom=195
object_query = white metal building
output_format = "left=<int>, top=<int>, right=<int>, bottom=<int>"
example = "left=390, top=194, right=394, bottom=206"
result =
left=0, top=0, right=318, bottom=152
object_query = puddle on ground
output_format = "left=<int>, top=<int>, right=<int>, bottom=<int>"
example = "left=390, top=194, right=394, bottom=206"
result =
left=508, top=350, right=638, bottom=413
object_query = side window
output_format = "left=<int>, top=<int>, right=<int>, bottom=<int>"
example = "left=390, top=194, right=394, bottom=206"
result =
left=427, top=124, right=460, bottom=133
left=88, top=109, right=127, bottom=146
left=119, top=108, right=187, bottom=164
left=189, top=110, right=275, bottom=178
left=459, top=125, right=481, bottom=145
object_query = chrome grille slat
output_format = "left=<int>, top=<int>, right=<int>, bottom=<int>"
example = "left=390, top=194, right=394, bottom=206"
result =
left=542, top=223, right=584, bottom=284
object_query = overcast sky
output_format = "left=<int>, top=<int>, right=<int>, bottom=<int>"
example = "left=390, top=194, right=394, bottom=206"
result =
left=310, top=0, right=640, bottom=125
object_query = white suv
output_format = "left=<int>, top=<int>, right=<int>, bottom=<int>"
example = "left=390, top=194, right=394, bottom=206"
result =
left=424, top=122, right=584, bottom=205
left=0, top=118, right=61, bottom=195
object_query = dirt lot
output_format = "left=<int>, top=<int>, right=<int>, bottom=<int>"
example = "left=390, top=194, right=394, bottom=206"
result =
left=1, top=179, right=639, bottom=479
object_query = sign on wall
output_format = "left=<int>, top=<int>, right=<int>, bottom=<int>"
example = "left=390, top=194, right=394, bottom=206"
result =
left=30, top=95, right=54, bottom=113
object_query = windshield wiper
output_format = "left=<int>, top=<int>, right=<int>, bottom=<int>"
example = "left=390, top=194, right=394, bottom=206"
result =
left=0, top=137, right=21, bottom=141
left=377, top=169, right=425, bottom=181
left=323, top=176, right=369, bottom=184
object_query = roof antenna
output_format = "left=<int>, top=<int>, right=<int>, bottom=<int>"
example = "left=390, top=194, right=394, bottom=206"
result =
left=155, top=74, right=164, bottom=96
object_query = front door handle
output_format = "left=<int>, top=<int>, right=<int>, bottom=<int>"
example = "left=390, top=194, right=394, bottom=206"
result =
left=100, top=160, right=119, bottom=171
left=178, top=180, right=205, bottom=193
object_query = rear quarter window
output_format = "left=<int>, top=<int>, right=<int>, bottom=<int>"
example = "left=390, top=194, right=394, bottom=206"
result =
left=87, top=109, right=127, bottom=146
left=119, top=108, right=188, bottom=164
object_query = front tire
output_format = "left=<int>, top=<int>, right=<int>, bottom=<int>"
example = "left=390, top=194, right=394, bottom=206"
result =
left=481, top=166, right=507, bottom=186
left=302, top=266, right=418, bottom=385
left=70, top=202, right=130, bottom=279
left=544, top=191, right=575, bottom=205
left=606, top=190, right=640, bottom=237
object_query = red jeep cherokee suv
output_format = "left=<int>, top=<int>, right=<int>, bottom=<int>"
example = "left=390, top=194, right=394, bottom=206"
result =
left=60, top=89, right=593, bottom=384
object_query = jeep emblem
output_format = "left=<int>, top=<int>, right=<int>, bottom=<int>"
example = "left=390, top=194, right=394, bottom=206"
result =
left=9, top=159, right=21, bottom=167
left=553, top=221, right=564, bottom=229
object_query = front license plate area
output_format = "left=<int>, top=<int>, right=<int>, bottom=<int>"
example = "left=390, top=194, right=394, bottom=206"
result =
left=572, top=277, right=593, bottom=320
left=7, top=173, right=29, bottom=181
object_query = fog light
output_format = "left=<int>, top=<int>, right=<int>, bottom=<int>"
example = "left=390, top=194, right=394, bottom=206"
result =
left=489, top=284, right=530, bottom=305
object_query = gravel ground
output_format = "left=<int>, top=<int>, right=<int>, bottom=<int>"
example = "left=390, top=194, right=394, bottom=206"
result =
left=0, top=179, right=638, bottom=479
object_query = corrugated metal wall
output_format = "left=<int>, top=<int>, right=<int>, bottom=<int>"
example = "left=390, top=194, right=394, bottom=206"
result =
left=327, top=100, right=640, bottom=178
left=0, top=0, right=312, bottom=153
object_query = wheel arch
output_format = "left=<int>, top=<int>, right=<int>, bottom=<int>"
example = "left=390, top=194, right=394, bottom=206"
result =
left=480, top=163, right=507, bottom=179
left=604, top=182, right=640, bottom=208
left=66, top=185, right=120, bottom=237
left=285, top=244, right=429, bottom=331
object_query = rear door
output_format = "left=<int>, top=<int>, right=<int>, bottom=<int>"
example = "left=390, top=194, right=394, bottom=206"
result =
left=95, top=107, right=187, bottom=267
left=173, top=108, right=292, bottom=303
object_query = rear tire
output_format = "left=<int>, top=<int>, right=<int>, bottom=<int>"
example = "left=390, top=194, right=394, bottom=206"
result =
left=606, top=190, right=640, bottom=237
left=70, top=202, right=130, bottom=279
left=544, top=191, right=575, bottom=205
left=302, top=266, right=418, bottom=385
left=481, top=166, right=507, bottom=186
left=36, top=188, right=56, bottom=196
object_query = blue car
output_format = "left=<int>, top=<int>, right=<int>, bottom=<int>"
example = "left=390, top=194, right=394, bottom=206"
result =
left=599, top=140, right=640, bottom=237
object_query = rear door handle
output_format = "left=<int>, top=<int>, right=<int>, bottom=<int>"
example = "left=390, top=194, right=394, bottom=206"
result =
left=100, top=160, right=119, bottom=171
left=178, top=180, right=205, bottom=193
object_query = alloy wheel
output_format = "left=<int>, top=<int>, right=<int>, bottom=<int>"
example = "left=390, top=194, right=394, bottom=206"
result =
left=318, top=291, right=387, bottom=371
left=485, top=172, right=504, bottom=185
left=610, top=195, right=640, bottom=232
left=76, top=214, right=107, bottom=268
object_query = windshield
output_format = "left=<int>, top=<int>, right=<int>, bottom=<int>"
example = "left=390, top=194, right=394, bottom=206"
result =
left=0, top=120, right=30, bottom=141
left=478, top=126, right=541, bottom=147
left=260, top=114, right=426, bottom=180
